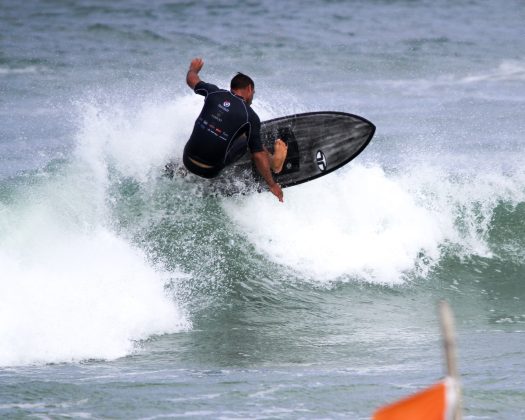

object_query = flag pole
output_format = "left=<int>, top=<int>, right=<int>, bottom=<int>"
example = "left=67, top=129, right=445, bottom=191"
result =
left=439, top=300, right=462, bottom=420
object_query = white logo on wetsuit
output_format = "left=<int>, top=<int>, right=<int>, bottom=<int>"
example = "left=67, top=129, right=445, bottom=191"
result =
left=218, top=101, right=231, bottom=112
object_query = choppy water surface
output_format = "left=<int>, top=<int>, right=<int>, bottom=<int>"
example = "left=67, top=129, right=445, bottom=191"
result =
left=1, top=0, right=524, bottom=418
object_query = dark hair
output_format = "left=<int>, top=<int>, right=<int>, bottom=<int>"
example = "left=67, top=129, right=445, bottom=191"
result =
left=230, top=72, right=254, bottom=90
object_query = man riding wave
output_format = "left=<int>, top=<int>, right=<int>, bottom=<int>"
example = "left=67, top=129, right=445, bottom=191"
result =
left=182, top=58, right=287, bottom=202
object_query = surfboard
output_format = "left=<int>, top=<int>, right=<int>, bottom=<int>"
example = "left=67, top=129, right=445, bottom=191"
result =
left=166, top=111, right=375, bottom=195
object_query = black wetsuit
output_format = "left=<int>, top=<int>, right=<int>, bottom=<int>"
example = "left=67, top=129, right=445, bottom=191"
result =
left=183, top=81, right=264, bottom=178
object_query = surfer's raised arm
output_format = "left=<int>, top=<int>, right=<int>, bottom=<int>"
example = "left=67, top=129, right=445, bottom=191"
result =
left=186, top=58, right=203, bottom=89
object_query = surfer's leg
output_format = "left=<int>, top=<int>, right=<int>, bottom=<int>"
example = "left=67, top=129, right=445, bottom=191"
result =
left=269, top=138, right=288, bottom=174
left=224, top=135, right=287, bottom=173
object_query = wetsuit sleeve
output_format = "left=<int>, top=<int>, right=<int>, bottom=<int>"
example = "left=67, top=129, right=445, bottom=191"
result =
left=194, top=81, right=220, bottom=97
left=248, top=112, right=264, bottom=153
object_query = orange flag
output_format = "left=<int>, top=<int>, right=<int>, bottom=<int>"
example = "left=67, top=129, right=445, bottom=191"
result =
left=373, top=377, right=458, bottom=420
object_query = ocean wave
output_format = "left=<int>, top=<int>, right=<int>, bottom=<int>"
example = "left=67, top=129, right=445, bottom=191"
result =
left=223, top=162, right=525, bottom=286
left=2, top=92, right=524, bottom=367
left=0, top=66, right=45, bottom=76
left=64, top=95, right=525, bottom=289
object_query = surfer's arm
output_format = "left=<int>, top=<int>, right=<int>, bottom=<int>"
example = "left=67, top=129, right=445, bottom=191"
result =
left=252, top=151, right=284, bottom=202
left=186, top=58, right=204, bottom=89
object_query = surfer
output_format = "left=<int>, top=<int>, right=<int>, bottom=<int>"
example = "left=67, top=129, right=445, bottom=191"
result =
left=183, top=58, right=287, bottom=202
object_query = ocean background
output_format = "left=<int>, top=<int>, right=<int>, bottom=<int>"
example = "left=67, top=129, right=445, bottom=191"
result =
left=1, top=0, right=524, bottom=418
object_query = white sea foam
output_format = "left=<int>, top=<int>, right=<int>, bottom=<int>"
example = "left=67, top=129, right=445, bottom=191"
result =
left=0, top=96, right=197, bottom=367
left=0, top=66, right=43, bottom=76
left=378, top=59, right=525, bottom=95
left=74, top=95, right=204, bottom=182
left=224, top=165, right=445, bottom=285
left=459, top=60, right=525, bottom=83
left=0, top=226, right=189, bottom=366
left=224, top=162, right=525, bottom=286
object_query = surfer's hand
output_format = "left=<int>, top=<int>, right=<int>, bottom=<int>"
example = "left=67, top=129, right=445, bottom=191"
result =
left=270, top=183, right=284, bottom=202
left=189, top=58, right=204, bottom=73
left=187, top=58, right=204, bottom=89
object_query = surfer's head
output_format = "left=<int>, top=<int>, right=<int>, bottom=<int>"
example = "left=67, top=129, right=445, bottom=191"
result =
left=231, top=72, right=255, bottom=105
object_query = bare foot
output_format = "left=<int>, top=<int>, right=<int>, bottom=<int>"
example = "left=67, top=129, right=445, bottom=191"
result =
left=271, top=138, right=288, bottom=173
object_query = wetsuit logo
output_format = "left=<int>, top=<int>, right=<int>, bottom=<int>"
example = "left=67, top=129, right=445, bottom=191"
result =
left=218, top=101, right=231, bottom=112
left=316, top=150, right=327, bottom=172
